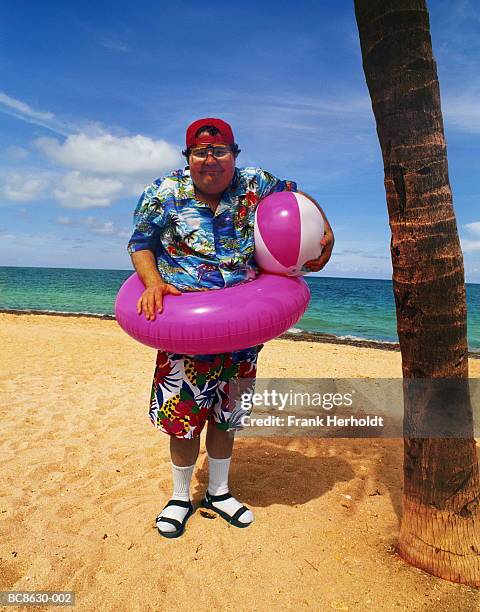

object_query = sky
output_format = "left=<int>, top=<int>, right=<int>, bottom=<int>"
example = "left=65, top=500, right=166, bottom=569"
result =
left=1, top=0, right=479, bottom=281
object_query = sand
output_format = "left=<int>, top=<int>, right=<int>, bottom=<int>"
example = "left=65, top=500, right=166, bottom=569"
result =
left=1, top=312, right=479, bottom=611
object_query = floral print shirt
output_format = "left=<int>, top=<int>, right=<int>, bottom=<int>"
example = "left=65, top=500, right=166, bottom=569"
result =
left=127, top=166, right=297, bottom=362
left=127, top=166, right=297, bottom=291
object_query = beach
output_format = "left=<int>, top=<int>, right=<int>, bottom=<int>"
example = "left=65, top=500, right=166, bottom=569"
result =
left=1, top=312, right=480, bottom=611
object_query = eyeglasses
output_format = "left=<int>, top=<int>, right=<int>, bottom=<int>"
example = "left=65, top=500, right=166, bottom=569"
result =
left=190, top=145, right=232, bottom=160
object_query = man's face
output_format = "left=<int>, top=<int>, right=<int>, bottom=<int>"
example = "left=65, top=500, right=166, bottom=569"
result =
left=188, top=131, right=235, bottom=195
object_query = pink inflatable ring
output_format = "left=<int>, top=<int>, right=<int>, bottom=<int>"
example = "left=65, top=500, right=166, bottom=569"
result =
left=115, top=273, right=310, bottom=354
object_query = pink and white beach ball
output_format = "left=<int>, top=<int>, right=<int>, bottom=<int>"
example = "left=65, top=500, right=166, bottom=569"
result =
left=254, top=191, right=325, bottom=276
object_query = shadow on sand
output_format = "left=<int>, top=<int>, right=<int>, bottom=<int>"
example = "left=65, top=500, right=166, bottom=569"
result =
left=192, top=437, right=404, bottom=519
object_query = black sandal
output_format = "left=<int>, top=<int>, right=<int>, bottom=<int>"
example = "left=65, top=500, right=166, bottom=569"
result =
left=201, top=491, right=253, bottom=528
left=155, top=499, right=194, bottom=539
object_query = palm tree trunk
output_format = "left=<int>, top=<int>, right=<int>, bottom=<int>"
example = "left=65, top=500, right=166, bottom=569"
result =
left=354, top=0, right=480, bottom=585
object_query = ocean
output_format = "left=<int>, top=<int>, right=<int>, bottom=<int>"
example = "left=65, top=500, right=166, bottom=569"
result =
left=1, top=266, right=479, bottom=352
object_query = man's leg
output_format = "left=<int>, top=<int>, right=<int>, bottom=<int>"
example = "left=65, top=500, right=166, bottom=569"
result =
left=150, top=351, right=206, bottom=536
left=204, top=424, right=254, bottom=525
left=203, top=353, right=257, bottom=526
left=171, top=434, right=201, bottom=466
left=205, top=422, right=234, bottom=459
left=154, top=436, right=200, bottom=535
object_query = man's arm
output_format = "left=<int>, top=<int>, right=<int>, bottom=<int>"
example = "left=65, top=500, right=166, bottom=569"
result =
left=297, top=190, right=334, bottom=272
left=131, top=250, right=181, bottom=321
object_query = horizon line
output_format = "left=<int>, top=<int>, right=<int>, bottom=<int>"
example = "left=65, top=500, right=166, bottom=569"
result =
left=1, top=264, right=479, bottom=285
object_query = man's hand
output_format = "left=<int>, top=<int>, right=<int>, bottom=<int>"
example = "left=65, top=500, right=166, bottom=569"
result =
left=130, top=250, right=182, bottom=320
left=137, top=282, right=181, bottom=321
left=304, top=227, right=335, bottom=272
left=296, top=190, right=334, bottom=273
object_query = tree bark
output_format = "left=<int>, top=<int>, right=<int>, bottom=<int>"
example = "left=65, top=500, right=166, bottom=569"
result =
left=354, top=0, right=480, bottom=585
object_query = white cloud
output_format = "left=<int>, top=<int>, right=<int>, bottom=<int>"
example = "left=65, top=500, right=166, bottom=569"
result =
left=463, top=221, right=480, bottom=235
left=53, top=171, right=124, bottom=209
left=33, top=132, right=182, bottom=208
left=35, top=133, right=182, bottom=175
left=6, top=145, right=30, bottom=160
left=54, top=191, right=111, bottom=209
left=56, top=214, right=130, bottom=239
left=85, top=217, right=116, bottom=235
left=1, top=93, right=182, bottom=209
left=245, top=95, right=373, bottom=138
left=460, top=222, right=480, bottom=251
left=0, top=91, right=73, bottom=136
left=1, top=170, right=50, bottom=202
left=0, top=91, right=54, bottom=122
left=95, top=31, right=130, bottom=53
left=63, top=172, right=123, bottom=198
left=318, top=239, right=393, bottom=279
left=461, top=239, right=480, bottom=253
left=76, top=20, right=132, bottom=53
left=443, top=93, right=480, bottom=133
left=57, top=215, right=74, bottom=225
left=8, top=164, right=150, bottom=211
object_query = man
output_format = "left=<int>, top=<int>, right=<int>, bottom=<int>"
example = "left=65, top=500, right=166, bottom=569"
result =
left=127, top=118, right=334, bottom=538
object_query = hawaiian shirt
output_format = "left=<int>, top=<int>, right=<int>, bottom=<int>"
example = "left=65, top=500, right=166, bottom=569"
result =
left=127, top=166, right=296, bottom=290
left=127, top=166, right=297, bottom=362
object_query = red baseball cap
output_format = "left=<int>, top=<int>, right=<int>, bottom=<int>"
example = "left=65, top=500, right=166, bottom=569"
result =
left=186, top=118, right=235, bottom=149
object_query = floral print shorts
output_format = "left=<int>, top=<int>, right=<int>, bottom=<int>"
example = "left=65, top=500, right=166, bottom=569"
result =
left=149, top=350, right=258, bottom=439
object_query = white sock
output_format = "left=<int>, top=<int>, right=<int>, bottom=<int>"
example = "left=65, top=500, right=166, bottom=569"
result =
left=207, top=455, right=254, bottom=525
left=156, top=462, right=195, bottom=534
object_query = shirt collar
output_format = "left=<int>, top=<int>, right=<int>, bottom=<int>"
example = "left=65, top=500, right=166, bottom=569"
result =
left=178, top=166, right=195, bottom=200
